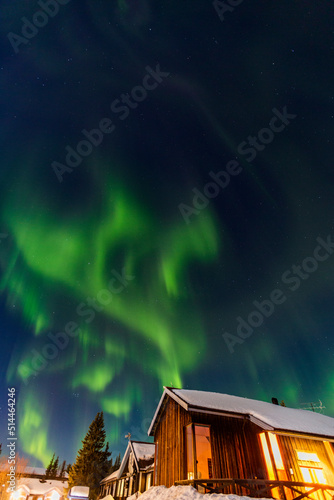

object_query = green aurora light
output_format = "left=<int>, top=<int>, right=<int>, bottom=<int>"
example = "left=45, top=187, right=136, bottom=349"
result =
left=2, top=174, right=219, bottom=463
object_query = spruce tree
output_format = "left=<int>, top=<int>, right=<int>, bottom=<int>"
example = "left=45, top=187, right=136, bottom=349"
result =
left=68, top=412, right=112, bottom=500
left=52, top=456, right=59, bottom=477
left=59, top=460, right=67, bottom=478
left=45, top=453, right=55, bottom=478
left=112, top=453, right=121, bottom=472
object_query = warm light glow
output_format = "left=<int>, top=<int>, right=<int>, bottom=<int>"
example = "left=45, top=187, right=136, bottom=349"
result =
left=11, top=490, right=23, bottom=500
left=49, top=491, right=61, bottom=500
left=185, top=424, right=213, bottom=480
left=297, top=451, right=321, bottom=462
left=260, top=433, right=275, bottom=479
left=268, top=433, right=284, bottom=470
left=194, top=425, right=212, bottom=479
left=300, top=466, right=327, bottom=485
left=186, top=425, right=194, bottom=478
left=324, top=442, right=334, bottom=468
left=260, top=433, right=291, bottom=500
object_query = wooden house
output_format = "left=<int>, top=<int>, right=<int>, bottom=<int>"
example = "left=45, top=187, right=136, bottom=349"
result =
left=100, top=441, right=154, bottom=500
left=5, top=466, right=68, bottom=500
left=11, top=476, right=68, bottom=500
left=148, top=387, right=334, bottom=497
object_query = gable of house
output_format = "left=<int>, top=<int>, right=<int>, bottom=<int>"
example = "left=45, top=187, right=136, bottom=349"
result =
left=100, top=441, right=154, bottom=500
left=13, top=477, right=68, bottom=500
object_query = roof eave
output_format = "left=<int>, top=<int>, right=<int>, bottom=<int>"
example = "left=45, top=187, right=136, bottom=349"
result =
left=148, top=387, right=188, bottom=436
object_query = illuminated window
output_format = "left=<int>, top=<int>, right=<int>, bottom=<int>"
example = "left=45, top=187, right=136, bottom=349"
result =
left=297, top=451, right=321, bottom=462
left=268, top=433, right=284, bottom=470
left=195, top=425, right=213, bottom=479
left=260, top=433, right=275, bottom=479
left=48, top=491, right=60, bottom=500
left=10, top=489, right=26, bottom=500
left=260, top=433, right=291, bottom=499
left=185, top=424, right=195, bottom=480
left=297, top=449, right=327, bottom=500
left=185, top=424, right=213, bottom=480
left=300, top=467, right=326, bottom=484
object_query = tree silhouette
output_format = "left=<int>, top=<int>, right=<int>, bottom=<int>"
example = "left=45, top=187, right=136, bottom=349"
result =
left=68, top=412, right=112, bottom=500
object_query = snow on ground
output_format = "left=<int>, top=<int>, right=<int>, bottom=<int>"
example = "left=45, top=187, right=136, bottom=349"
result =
left=127, top=485, right=273, bottom=500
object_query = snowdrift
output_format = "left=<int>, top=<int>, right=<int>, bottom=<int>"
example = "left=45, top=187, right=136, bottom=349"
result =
left=127, top=485, right=273, bottom=500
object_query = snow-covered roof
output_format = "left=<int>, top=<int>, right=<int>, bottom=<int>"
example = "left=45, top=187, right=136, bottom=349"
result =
left=148, top=387, right=334, bottom=440
left=100, top=469, right=119, bottom=484
left=132, top=442, right=155, bottom=462
left=101, top=441, right=155, bottom=485
left=16, top=477, right=68, bottom=495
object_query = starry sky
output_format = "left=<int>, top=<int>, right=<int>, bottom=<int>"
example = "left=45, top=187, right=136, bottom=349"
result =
left=1, top=0, right=334, bottom=466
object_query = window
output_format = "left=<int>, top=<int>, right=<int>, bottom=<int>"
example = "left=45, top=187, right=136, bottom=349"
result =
left=260, top=433, right=275, bottom=479
left=259, top=432, right=291, bottom=500
left=10, top=488, right=26, bottom=500
left=185, top=424, right=213, bottom=480
left=297, top=449, right=328, bottom=500
left=186, top=424, right=195, bottom=479
left=297, top=451, right=321, bottom=462
left=260, top=432, right=286, bottom=479
left=146, top=472, right=152, bottom=490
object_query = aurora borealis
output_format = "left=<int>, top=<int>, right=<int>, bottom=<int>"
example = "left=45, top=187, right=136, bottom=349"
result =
left=1, top=0, right=334, bottom=466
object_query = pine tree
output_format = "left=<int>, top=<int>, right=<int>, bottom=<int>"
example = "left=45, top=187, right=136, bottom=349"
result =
left=68, top=412, right=112, bottom=500
left=45, top=453, right=55, bottom=478
left=112, top=453, right=121, bottom=472
left=52, top=456, right=59, bottom=477
left=59, top=460, right=67, bottom=478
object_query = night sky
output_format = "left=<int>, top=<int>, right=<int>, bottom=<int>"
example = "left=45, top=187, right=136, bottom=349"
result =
left=1, top=0, right=334, bottom=467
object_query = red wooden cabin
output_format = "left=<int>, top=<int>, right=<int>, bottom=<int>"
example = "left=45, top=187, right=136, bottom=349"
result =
left=148, top=387, right=334, bottom=498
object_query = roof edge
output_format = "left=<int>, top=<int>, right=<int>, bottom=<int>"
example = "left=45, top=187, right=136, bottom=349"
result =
left=148, top=387, right=187, bottom=436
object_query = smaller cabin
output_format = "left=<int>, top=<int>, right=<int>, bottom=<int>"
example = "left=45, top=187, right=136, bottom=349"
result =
left=100, top=441, right=154, bottom=500
left=8, top=466, right=68, bottom=500
left=12, top=477, right=68, bottom=500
